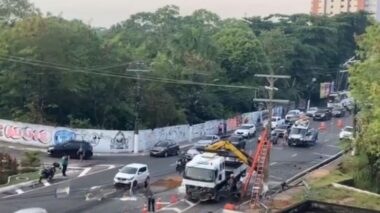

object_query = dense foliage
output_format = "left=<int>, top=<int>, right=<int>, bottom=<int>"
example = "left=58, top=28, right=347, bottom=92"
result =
left=350, top=21, right=380, bottom=193
left=0, top=1, right=371, bottom=130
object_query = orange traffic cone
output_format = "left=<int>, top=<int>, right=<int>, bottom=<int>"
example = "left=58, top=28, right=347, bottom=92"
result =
left=319, top=122, right=326, bottom=131
left=337, top=119, right=344, bottom=128
left=156, top=197, right=162, bottom=210
left=170, top=195, right=178, bottom=204
left=141, top=204, right=148, bottom=213
left=224, top=203, right=236, bottom=210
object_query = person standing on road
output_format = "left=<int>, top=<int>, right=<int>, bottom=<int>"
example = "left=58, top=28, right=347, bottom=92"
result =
left=61, top=154, right=69, bottom=176
left=218, top=123, right=223, bottom=135
left=77, top=144, right=84, bottom=161
left=145, top=187, right=155, bottom=212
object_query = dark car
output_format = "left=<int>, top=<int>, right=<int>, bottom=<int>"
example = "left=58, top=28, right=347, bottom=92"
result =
left=150, top=140, right=180, bottom=157
left=229, top=135, right=246, bottom=149
left=47, top=140, right=93, bottom=159
left=332, top=107, right=346, bottom=117
left=313, top=108, right=332, bottom=121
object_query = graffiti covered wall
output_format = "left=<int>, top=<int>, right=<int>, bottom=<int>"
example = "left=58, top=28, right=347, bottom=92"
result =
left=0, top=110, right=266, bottom=153
left=0, top=119, right=54, bottom=147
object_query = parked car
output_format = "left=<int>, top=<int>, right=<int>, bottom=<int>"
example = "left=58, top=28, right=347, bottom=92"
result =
left=186, top=147, right=201, bottom=159
left=313, top=108, right=332, bottom=121
left=332, top=106, right=346, bottom=117
left=114, top=163, right=150, bottom=188
left=271, top=116, right=285, bottom=129
left=150, top=140, right=180, bottom=157
left=228, top=135, right=246, bottom=149
left=339, top=126, right=354, bottom=140
left=47, top=140, right=93, bottom=159
left=234, top=124, right=256, bottom=138
left=306, top=107, right=319, bottom=117
left=285, top=110, right=303, bottom=123
left=194, top=135, right=220, bottom=148
left=293, top=117, right=310, bottom=128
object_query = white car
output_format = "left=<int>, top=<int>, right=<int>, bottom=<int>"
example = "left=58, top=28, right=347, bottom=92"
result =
left=195, top=135, right=220, bottom=147
left=339, top=126, right=354, bottom=140
left=114, top=163, right=150, bottom=187
left=271, top=116, right=285, bottom=129
left=186, top=147, right=201, bottom=158
left=234, top=124, right=256, bottom=138
left=306, top=107, right=318, bottom=117
left=285, top=110, right=303, bottom=122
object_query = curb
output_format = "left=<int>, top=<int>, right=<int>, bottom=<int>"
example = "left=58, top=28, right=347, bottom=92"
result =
left=0, top=167, right=84, bottom=194
left=93, top=144, right=194, bottom=157
left=0, top=180, right=38, bottom=194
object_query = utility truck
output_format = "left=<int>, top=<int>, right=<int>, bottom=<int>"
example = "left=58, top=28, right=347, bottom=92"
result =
left=182, top=141, right=252, bottom=202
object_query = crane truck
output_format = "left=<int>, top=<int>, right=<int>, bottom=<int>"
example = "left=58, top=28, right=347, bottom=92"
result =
left=182, top=140, right=252, bottom=202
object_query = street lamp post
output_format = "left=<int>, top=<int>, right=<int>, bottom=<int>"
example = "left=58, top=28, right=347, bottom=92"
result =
left=307, top=78, right=317, bottom=111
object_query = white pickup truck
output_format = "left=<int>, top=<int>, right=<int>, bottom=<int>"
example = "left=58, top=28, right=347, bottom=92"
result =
left=271, top=116, right=285, bottom=129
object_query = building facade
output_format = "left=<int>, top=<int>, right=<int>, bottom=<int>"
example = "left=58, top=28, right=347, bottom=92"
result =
left=311, top=0, right=380, bottom=21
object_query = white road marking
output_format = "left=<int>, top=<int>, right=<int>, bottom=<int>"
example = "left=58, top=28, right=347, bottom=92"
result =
left=42, top=180, right=50, bottom=186
left=170, top=163, right=177, bottom=167
left=90, top=186, right=102, bottom=190
left=78, top=167, right=92, bottom=177
left=159, top=207, right=181, bottom=213
left=8, top=146, right=16, bottom=149
left=313, top=152, right=333, bottom=157
left=291, top=153, right=298, bottom=158
left=120, top=197, right=138, bottom=201
left=270, top=162, right=278, bottom=166
left=15, top=189, right=24, bottom=194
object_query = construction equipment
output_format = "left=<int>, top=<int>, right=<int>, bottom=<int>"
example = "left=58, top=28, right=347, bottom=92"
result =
left=182, top=140, right=252, bottom=202
left=241, top=128, right=272, bottom=208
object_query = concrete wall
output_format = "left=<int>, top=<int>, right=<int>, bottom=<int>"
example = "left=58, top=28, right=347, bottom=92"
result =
left=0, top=110, right=271, bottom=153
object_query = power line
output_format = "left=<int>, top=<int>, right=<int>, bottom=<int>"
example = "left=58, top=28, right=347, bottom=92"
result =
left=0, top=56, right=258, bottom=90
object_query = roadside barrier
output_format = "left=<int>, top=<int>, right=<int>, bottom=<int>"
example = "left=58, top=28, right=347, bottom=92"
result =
left=141, top=204, right=148, bottom=213
left=319, top=122, right=326, bottom=131
left=224, top=203, right=236, bottom=210
left=337, top=119, right=344, bottom=128
left=156, top=197, right=162, bottom=210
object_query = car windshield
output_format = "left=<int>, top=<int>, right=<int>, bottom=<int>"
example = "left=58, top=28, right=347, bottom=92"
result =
left=344, top=127, right=354, bottom=132
left=238, top=126, right=251, bottom=130
left=309, top=107, right=318, bottom=111
left=155, top=141, right=169, bottom=147
left=120, top=166, right=137, bottom=174
left=290, top=128, right=307, bottom=135
left=317, top=109, right=329, bottom=113
left=184, top=167, right=215, bottom=182
left=201, top=136, right=214, bottom=140
left=276, top=125, right=288, bottom=130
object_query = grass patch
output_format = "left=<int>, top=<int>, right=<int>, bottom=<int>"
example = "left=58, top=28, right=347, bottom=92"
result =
left=0, top=171, right=39, bottom=187
left=304, top=186, right=380, bottom=211
left=292, top=155, right=380, bottom=211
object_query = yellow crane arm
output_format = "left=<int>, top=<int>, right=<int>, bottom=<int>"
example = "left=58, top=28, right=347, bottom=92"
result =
left=204, top=140, right=252, bottom=166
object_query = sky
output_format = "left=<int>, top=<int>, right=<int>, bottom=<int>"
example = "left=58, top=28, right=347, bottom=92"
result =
left=29, top=0, right=310, bottom=28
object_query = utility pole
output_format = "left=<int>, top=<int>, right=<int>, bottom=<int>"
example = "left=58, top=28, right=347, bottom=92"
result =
left=253, top=74, right=290, bottom=185
left=126, top=67, right=151, bottom=154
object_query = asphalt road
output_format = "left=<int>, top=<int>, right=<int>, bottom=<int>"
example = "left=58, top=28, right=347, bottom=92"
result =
left=0, top=116, right=352, bottom=213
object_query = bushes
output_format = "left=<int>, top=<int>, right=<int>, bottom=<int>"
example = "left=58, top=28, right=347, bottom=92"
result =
left=0, top=153, right=18, bottom=185
left=20, top=151, right=41, bottom=168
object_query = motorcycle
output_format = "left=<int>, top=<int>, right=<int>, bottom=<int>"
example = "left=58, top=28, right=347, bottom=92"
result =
left=175, top=154, right=192, bottom=174
left=39, top=162, right=60, bottom=183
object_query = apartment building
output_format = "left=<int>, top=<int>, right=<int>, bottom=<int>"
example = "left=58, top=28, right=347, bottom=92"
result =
left=311, top=0, right=380, bottom=21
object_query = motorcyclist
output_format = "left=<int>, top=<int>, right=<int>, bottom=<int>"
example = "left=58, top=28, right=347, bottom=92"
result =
left=39, top=162, right=60, bottom=183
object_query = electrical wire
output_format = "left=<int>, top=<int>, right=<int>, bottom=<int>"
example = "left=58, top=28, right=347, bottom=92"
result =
left=0, top=56, right=258, bottom=90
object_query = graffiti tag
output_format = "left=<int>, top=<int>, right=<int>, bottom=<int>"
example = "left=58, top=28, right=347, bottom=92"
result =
left=0, top=125, right=51, bottom=144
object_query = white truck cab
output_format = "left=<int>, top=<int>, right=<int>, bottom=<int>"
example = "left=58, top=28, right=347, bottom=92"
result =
left=183, top=152, right=247, bottom=202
